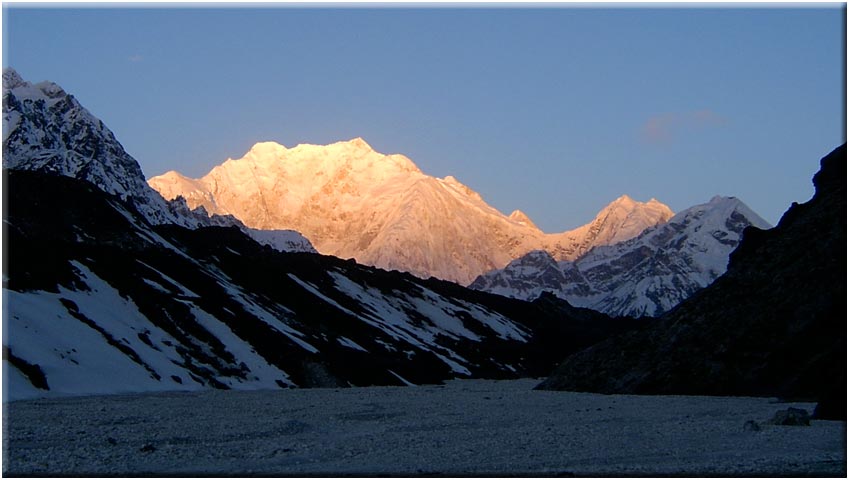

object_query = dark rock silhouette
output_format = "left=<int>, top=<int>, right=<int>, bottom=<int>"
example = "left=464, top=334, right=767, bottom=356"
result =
left=537, top=145, right=846, bottom=419
left=767, top=407, right=811, bottom=426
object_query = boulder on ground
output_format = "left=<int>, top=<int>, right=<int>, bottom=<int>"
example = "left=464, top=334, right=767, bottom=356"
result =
left=767, top=407, right=810, bottom=426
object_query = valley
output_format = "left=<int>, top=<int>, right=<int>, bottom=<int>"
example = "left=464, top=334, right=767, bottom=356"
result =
left=2, top=5, right=845, bottom=477
left=4, top=379, right=844, bottom=476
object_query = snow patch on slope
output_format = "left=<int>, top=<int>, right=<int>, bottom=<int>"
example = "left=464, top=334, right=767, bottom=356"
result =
left=245, top=228, right=317, bottom=254
left=4, top=263, right=203, bottom=400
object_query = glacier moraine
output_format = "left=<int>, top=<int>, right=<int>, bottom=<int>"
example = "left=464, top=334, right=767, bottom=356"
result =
left=3, top=379, right=844, bottom=476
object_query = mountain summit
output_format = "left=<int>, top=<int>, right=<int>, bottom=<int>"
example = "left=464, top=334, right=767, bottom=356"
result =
left=149, top=142, right=673, bottom=284
left=2, top=67, right=177, bottom=225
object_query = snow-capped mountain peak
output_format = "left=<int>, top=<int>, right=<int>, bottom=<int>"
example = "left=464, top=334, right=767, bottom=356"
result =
left=612, top=194, right=636, bottom=205
left=472, top=195, right=771, bottom=317
left=540, top=194, right=675, bottom=261
left=3, top=69, right=169, bottom=222
left=3, top=68, right=65, bottom=103
left=243, top=140, right=288, bottom=159
left=2, top=69, right=315, bottom=253
left=341, top=136, right=373, bottom=151
left=665, top=195, right=771, bottom=240
left=3, top=67, right=26, bottom=89
left=509, top=209, right=539, bottom=229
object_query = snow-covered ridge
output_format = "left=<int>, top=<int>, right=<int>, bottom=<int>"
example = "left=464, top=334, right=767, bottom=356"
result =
left=244, top=228, right=317, bottom=254
left=2, top=68, right=314, bottom=253
left=149, top=141, right=674, bottom=284
left=471, top=196, right=771, bottom=317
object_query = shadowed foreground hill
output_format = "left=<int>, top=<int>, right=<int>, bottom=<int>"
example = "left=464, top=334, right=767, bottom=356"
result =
left=537, top=145, right=846, bottom=418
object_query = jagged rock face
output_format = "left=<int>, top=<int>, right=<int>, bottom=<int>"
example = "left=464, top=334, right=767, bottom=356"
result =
left=2, top=68, right=175, bottom=226
left=2, top=169, right=639, bottom=400
left=149, top=142, right=674, bottom=284
left=537, top=144, right=847, bottom=408
left=471, top=196, right=772, bottom=317
left=2, top=68, right=315, bottom=253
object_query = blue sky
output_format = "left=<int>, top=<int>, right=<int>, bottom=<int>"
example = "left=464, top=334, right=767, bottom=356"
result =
left=3, top=5, right=845, bottom=231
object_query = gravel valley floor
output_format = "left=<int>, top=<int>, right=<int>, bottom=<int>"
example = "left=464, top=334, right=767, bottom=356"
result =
left=3, top=379, right=845, bottom=476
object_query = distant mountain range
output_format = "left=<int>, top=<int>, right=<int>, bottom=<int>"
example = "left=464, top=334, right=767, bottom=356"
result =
left=471, top=196, right=771, bottom=317
left=148, top=141, right=674, bottom=284
left=6, top=65, right=762, bottom=321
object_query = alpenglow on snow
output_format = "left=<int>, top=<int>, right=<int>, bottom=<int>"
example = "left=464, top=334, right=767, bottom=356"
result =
left=149, top=143, right=674, bottom=284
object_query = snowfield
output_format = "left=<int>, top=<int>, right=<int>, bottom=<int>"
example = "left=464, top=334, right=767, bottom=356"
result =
left=3, top=379, right=844, bottom=476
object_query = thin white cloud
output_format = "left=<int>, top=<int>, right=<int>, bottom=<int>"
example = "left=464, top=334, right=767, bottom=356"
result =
left=128, top=54, right=143, bottom=63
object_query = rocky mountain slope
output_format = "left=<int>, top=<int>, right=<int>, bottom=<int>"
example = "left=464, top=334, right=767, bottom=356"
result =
left=149, top=142, right=673, bottom=284
left=3, top=168, right=638, bottom=400
left=536, top=145, right=846, bottom=417
left=2, top=68, right=314, bottom=253
left=471, top=196, right=771, bottom=317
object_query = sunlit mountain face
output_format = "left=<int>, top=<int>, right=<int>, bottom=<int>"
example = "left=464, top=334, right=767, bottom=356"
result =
left=149, top=140, right=674, bottom=284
